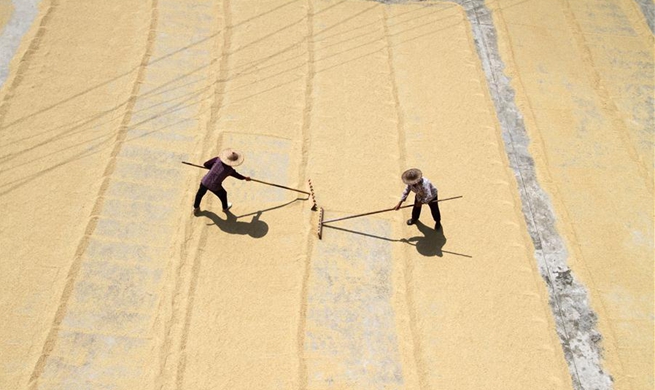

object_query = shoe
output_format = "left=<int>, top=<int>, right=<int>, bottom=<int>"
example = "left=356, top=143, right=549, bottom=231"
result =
left=193, top=207, right=200, bottom=216
left=406, top=219, right=415, bottom=226
left=222, top=202, right=232, bottom=212
left=435, top=222, right=442, bottom=231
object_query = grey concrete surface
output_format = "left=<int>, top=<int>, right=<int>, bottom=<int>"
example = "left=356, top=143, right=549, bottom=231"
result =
left=0, top=0, right=41, bottom=88
left=449, top=1, right=613, bottom=388
left=372, top=0, right=614, bottom=388
left=306, top=218, right=404, bottom=388
left=634, top=0, right=655, bottom=34
left=454, top=1, right=613, bottom=388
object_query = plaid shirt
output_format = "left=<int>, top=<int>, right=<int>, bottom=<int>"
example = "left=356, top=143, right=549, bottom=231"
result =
left=401, top=177, right=437, bottom=204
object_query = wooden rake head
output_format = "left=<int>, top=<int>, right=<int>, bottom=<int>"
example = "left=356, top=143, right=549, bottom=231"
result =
left=307, top=179, right=318, bottom=211
left=314, top=195, right=463, bottom=240
left=307, top=178, right=323, bottom=239
left=317, top=207, right=324, bottom=239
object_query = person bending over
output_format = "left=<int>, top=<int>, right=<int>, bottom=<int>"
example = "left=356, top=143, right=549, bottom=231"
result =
left=194, top=148, right=251, bottom=215
left=394, top=168, right=441, bottom=230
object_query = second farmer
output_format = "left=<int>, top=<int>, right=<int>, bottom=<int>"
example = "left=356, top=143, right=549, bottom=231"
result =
left=394, top=168, right=441, bottom=230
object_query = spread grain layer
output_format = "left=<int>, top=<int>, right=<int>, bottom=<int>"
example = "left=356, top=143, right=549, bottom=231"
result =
left=0, top=0, right=651, bottom=389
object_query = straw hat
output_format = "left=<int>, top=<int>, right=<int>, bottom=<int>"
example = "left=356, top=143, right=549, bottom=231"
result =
left=402, top=168, right=422, bottom=185
left=219, top=148, right=244, bottom=166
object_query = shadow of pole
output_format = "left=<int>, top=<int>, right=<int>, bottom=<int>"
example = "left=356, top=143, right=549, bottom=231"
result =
left=322, top=221, right=472, bottom=258
left=234, top=197, right=307, bottom=219
left=195, top=196, right=308, bottom=238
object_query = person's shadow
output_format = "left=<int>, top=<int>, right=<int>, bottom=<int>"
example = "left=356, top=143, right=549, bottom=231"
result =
left=323, top=220, right=470, bottom=258
left=197, top=209, right=269, bottom=238
left=401, top=220, right=447, bottom=257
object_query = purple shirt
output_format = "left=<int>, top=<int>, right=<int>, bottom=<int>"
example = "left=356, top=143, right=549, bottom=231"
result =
left=201, top=157, right=245, bottom=192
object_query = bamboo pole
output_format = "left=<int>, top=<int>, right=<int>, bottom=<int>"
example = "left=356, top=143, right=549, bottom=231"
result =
left=322, top=195, right=463, bottom=224
left=249, top=178, right=310, bottom=195
left=181, top=161, right=312, bottom=196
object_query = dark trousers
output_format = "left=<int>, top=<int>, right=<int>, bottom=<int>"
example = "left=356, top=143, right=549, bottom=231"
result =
left=194, top=183, right=228, bottom=209
left=412, top=196, right=441, bottom=224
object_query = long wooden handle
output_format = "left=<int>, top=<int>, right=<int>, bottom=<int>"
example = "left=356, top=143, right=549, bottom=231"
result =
left=182, top=161, right=207, bottom=169
left=250, top=178, right=310, bottom=195
left=323, top=195, right=463, bottom=224
left=181, top=161, right=310, bottom=195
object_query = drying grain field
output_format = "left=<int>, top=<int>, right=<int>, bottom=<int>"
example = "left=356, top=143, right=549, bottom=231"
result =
left=0, top=0, right=652, bottom=389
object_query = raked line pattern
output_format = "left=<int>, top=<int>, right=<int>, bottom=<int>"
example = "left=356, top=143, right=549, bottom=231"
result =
left=32, top=1, right=216, bottom=387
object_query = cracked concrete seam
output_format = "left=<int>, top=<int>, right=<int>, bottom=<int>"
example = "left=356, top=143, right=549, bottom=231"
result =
left=372, top=0, right=614, bottom=388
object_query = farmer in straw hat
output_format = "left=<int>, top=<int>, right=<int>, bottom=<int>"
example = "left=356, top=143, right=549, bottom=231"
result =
left=193, top=148, right=251, bottom=215
left=394, top=168, right=442, bottom=230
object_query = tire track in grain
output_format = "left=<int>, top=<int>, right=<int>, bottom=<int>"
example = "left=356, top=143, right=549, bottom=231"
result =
left=297, top=0, right=315, bottom=387
left=172, top=0, right=234, bottom=387
left=558, top=0, right=652, bottom=189
left=26, top=1, right=159, bottom=387
left=382, top=6, right=427, bottom=388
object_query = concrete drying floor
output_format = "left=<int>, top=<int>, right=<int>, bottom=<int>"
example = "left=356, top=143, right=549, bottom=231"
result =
left=0, top=0, right=652, bottom=389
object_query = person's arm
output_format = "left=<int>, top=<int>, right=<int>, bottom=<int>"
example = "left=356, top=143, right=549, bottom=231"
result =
left=230, top=170, right=251, bottom=181
left=400, top=184, right=410, bottom=202
left=203, top=157, right=218, bottom=169
left=395, top=185, right=411, bottom=210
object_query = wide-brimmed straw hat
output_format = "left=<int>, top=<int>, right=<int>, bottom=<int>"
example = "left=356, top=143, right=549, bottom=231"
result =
left=402, top=168, right=422, bottom=185
left=219, top=148, right=244, bottom=166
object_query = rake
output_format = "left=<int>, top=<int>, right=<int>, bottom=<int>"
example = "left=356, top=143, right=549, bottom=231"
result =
left=316, top=195, right=463, bottom=239
left=181, top=161, right=318, bottom=210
